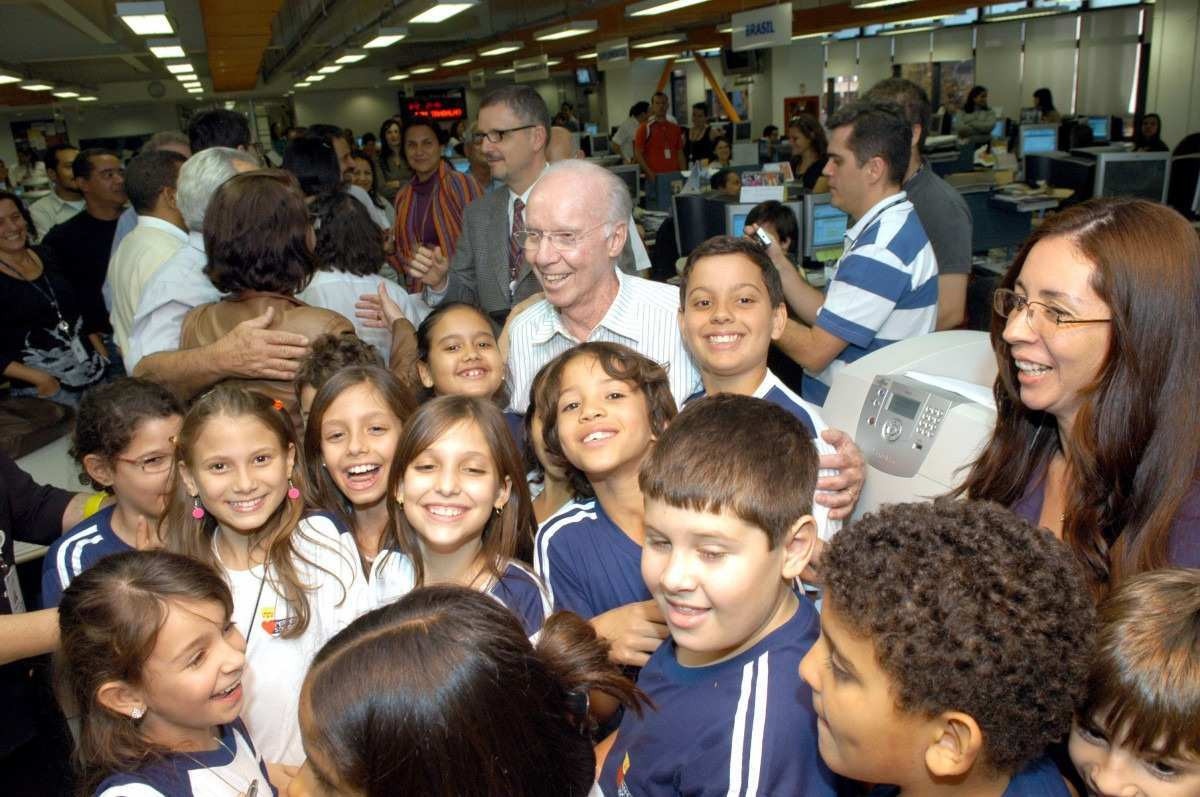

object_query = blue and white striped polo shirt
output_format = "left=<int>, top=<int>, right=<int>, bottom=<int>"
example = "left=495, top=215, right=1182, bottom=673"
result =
left=804, top=192, right=938, bottom=404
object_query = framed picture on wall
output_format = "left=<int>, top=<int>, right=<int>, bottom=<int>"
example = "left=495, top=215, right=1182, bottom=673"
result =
left=783, top=95, right=820, bottom=123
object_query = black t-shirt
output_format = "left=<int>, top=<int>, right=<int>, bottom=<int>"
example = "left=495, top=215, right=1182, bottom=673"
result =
left=683, top=127, right=716, bottom=163
left=798, top=156, right=829, bottom=191
left=0, top=451, right=71, bottom=755
left=41, top=210, right=119, bottom=335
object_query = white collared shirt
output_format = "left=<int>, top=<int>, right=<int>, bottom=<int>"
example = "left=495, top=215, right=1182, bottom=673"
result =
left=124, top=230, right=219, bottom=372
left=107, top=215, right=189, bottom=358
left=28, top=191, right=84, bottom=244
left=505, top=268, right=699, bottom=413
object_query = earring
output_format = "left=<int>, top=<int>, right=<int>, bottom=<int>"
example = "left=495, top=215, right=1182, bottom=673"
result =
left=494, top=506, right=502, bottom=516
left=191, top=495, right=205, bottom=520
left=287, top=479, right=301, bottom=501
left=130, top=706, right=145, bottom=720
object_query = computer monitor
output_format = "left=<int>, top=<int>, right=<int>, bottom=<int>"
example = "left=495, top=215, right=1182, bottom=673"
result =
left=803, top=193, right=849, bottom=258
left=591, top=133, right=609, bottom=155
left=610, top=164, right=641, bottom=205
left=1019, top=107, right=1042, bottom=124
left=722, top=200, right=802, bottom=255
left=1093, top=151, right=1170, bottom=202
left=734, top=121, right=753, bottom=141
left=1018, top=124, right=1059, bottom=158
left=1086, top=115, right=1111, bottom=143
left=584, top=122, right=598, bottom=136
left=990, top=118, right=1006, bottom=140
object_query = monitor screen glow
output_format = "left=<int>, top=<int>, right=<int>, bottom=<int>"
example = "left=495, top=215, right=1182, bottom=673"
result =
left=811, top=203, right=849, bottom=249
left=1087, top=116, right=1110, bottom=141
left=1021, top=127, right=1058, bottom=155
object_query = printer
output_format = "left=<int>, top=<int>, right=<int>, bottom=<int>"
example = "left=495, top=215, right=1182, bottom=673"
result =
left=821, top=331, right=999, bottom=521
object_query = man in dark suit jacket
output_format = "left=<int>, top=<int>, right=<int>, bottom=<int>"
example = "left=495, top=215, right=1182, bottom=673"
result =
left=406, top=86, right=643, bottom=327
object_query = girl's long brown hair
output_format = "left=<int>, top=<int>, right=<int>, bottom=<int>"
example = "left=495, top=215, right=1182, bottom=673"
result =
left=161, top=384, right=345, bottom=637
left=57, top=550, right=234, bottom=796
left=955, top=198, right=1200, bottom=596
left=385, top=395, right=535, bottom=587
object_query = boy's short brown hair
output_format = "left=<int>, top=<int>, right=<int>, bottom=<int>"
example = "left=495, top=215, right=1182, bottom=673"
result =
left=679, top=235, right=785, bottom=309
left=294, top=333, right=383, bottom=399
left=639, top=394, right=817, bottom=548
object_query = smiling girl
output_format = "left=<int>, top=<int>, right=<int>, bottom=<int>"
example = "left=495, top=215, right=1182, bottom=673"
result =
left=58, top=550, right=271, bottom=797
left=162, top=385, right=362, bottom=770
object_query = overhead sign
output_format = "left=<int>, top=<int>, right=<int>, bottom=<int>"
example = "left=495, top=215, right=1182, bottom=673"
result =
left=596, top=38, right=630, bottom=71
left=731, top=2, right=793, bottom=52
left=514, top=54, right=549, bottom=83
left=404, top=89, right=466, bottom=121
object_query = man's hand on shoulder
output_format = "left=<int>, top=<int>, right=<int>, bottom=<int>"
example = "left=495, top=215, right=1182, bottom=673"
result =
left=214, top=307, right=310, bottom=380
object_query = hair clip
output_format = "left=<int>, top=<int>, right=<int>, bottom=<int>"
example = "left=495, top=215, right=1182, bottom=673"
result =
left=272, top=399, right=285, bottom=411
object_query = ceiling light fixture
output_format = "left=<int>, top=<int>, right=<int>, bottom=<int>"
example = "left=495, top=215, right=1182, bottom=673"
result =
left=534, top=20, right=599, bottom=41
left=409, top=0, right=480, bottom=24
left=187, top=87, right=202, bottom=94
left=148, top=38, right=185, bottom=58
left=52, top=89, right=80, bottom=98
left=387, top=72, right=410, bottom=81
left=175, top=72, right=197, bottom=81
left=850, top=0, right=917, bottom=8
left=295, top=81, right=311, bottom=87
left=116, top=1, right=174, bottom=35
left=78, top=95, right=98, bottom=101
left=791, top=31, right=831, bottom=39
left=479, top=41, right=522, bottom=56
left=546, top=58, right=562, bottom=66
left=626, top=0, right=710, bottom=17
left=495, top=67, right=515, bottom=74
left=183, top=81, right=201, bottom=88
left=335, top=50, right=368, bottom=64
left=577, top=51, right=598, bottom=60
left=409, top=64, right=437, bottom=74
left=363, top=26, right=408, bottom=48
left=633, top=35, right=685, bottom=49
left=318, top=65, right=343, bottom=74
left=165, top=61, right=193, bottom=74
left=716, top=24, right=732, bottom=33
left=20, top=82, right=54, bottom=91
left=305, top=74, right=326, bottom=82
left=0, top=69, right=20, bottom=85
left=441, top=55, right=473, bottom=66
left=645, top=52, right=680, bottom=61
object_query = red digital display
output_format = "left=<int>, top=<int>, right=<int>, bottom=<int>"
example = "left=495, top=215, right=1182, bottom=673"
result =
left=403, top=96, right=466, bottom=121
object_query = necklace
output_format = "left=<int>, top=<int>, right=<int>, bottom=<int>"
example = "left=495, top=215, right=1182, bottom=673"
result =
left=177, top=733, right=260, bottom=796
left=0, top=251, right=69, bottom=335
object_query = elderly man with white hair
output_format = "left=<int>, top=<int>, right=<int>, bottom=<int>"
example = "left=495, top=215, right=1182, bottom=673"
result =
left=505, top=159, right=698, bottom=411
left=126, top=148, right=309, bottom=398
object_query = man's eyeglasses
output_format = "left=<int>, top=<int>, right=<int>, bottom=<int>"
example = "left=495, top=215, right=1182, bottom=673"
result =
left=514, top=223, right=610, bottom=252
left=113, top=453, right=174, bottom=474
left=992, top=288, right=1112, bottom=336
left=470, top=125, right=537, bottom=145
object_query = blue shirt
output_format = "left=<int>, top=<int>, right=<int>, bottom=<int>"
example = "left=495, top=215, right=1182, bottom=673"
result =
left=598, top=598, right=835, bottom=797
left=487, top=560, right=551, bottom=636
left=805, top=193, right=938, bottom=404
left=869, top=756, right=1068, bottom=797
left=534, top=498, right=648, bottom=619
left=93, top=718, right=275, bottom=797
left=41, top=504, right=132, bottom=608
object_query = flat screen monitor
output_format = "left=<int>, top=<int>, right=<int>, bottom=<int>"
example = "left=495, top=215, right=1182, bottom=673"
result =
left=803, top=194, right=849, bottom=257
left=1094, top=152, right=1170, bottom=202
left=723, top=200, right=802, bottom=255
left=1019, top=124, right=1059, bottom=157
left=591, top=134, right=609, bottom=155
left=1086, top=115, right=1111, bottom=143
left=584, top=123, right=598, bottom=135
left=610, top=164, right=640, bottom=204
left=991, top=118, right=1006, bottom=139
left=734, top=121, right=753, bottom=141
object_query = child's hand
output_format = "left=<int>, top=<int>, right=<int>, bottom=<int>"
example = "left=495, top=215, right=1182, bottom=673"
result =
left=355, top=283, right=405, bottom=330
left=815, top=428, right=865, bottom=520
left=591, top=600, right=669, bottom=667
left=267, top=762, right=300, bottom=795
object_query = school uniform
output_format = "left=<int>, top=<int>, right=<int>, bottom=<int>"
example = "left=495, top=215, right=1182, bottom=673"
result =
left=486, top=560, right=551, bottom=637
left=534, top=498, right=649, bottom=619
left=41, top=504, right=131, bottom=608
left=683, top=370, right=843, bottom=542
left=93, top=718, right=273, bottom=797
left=597, top=598, right=836, bottom=797
left=868, top=756, right=1069, bottom=796
left=216, top=512, right=364, bottom=766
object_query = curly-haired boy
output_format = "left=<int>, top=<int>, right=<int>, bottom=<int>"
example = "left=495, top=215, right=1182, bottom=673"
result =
left=800, top=499, right=1096, bottom=796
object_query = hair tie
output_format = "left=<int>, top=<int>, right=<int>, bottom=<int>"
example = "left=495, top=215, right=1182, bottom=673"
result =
left=272, top=399, right=285, bottom=411
left=564, top=687, right=595, bottom=737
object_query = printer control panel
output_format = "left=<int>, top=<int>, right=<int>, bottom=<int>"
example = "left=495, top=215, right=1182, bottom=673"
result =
left=855, top=375, right=968, bottom=478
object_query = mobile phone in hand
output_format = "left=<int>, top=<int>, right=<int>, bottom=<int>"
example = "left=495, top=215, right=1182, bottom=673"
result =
left=755, top=227, right=774, bottom=247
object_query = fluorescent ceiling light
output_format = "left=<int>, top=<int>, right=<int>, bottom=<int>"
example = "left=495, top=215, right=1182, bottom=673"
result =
left=410, top=64, right=437, bottom=74
left=335, top=51, right=368, bottom=64
left=546, top=58, right=562, bottom=66
left=495, top=67, right=515, bottom=74
left=363, top=27, right=408, bottom=48
left=633, top=35, right=685, bottom=48
left=318, top=65, right=343, bottom=74
left=577, top=51, right=598, bottom=60
left=880, top=24, right=937, bottom=34
left=116, top=2, right=173, bottom=35
left=78, top=95, right=98, bottom=102
left=627, top=0, right=710, bottom=17
left=985, top=8, right=1059, bottom=19
left=716, top=24, right=732, bottom=33
left=387, top=72, right=410, bottom=81
left=479, top=41, right=521, bottom=56
left=534, top=20, right=598, bottom=41
left=295, top=81, right=311, bottom=87
left=183, top=81, right=201, bottom=88
left=645, top=52, right=679, bottom=61
left=187, top=88, right=202, bottom=94
left=165, top=61, right=193, bottom=74
left=441, top=55, right=473, bottom=66
left=851, top=0, right=917, bottom=7
left=20, top=82, right=54, bottom=91
left=148, top=38, right=185, bottom=58
left=409, top=0, right=479, bottom=24
left=696, top=47, right=721, bottom=56
left=792, top=31, right=831, bottom=39
left=52, top=90, right=79, bottom=98
left=0, top=70, right=20, bottom=85
left=175, top=72, right=197, bottom=81
left=305, top=74, right=326, bottom=82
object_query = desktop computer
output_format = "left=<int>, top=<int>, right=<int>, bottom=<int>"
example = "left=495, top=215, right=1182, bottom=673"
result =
left=1086, top=115, right=1111, bottom=143
left=1093, top=151, right=1170, bottom=202
left=1017, top=124, right=1059, bottom=158
left=803, top=193, right=850, bottom=260
left=609, top=165, right=641, bottom=205
left=722, top=200, right=802, bottom=256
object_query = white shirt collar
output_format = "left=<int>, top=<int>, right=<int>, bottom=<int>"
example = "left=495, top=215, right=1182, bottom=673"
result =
left=530, top=268, right=638, bottom=346
left=845, top=190, right=909, bottom=241
left=509, top=163, right=551, bottom=210
left=135, top=214, right=189, bottom=242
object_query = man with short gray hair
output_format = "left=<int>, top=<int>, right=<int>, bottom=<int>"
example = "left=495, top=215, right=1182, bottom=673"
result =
left=504, top=159, right=698, bottom=412
left=126, top=148, right=307, bottom=399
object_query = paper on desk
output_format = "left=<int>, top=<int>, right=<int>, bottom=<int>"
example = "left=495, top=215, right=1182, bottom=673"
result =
left=905, top=372, right=996, bottom=409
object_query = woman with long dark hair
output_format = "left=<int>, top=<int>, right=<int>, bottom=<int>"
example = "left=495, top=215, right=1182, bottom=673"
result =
left=787, top=113, right=829, bottom=192
left=375, top=118, right=411, bottom=203
left=1033, top=88, right=1062, bottom=123
left=955, top=197, right=1200, bottom=597
left=956, top=85, right=997, bottom=146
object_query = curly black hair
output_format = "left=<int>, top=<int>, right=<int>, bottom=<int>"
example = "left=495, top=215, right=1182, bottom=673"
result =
left=821, top=499, right=1096, bottom=775
left=70, top=378, right=183, bottom=491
